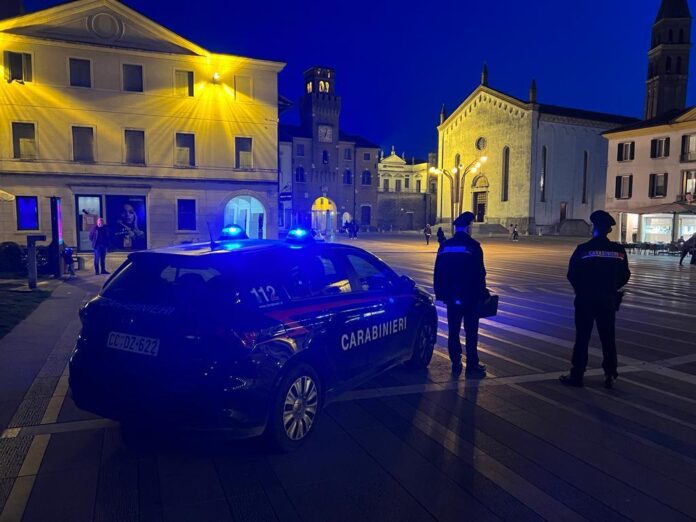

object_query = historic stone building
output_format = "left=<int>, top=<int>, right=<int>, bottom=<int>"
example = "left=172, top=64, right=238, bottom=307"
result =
left=436, top=68, right=638, bottom=235
left=0, top=0, right=284, bottom=251
left=376, top=147, right=437, bottom=230
left=278, top=67, right=379, bottom=235
left=604, top=0, right=696, bottom=243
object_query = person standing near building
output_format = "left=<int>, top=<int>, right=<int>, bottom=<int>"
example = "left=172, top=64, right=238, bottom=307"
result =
left=423, top=223, right=432, bottom=245
left=434, top=212, right=487, bottom=377
left=436, top=227, right=446, bottom=246
left=679, top=233, right=696, bottom=266
left=512, top=225, right=519, bottom=242
left=561, top=210, right=630, bottom=389
left=89, top=217, right=110, bottom=275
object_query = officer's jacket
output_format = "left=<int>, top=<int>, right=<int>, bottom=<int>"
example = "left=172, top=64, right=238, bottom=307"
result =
left=433, top=232, right=487, bottom=304
left=567, top=237, right=630, bottom=298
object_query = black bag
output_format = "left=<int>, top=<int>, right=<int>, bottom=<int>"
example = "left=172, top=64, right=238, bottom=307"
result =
left=478, top=293, right=499, bottom=318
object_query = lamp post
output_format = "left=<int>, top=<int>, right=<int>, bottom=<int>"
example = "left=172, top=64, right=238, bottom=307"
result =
left=430, top=155, right=487, bottom=232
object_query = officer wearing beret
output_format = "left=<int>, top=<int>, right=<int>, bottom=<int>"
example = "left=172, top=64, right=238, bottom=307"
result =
left=433, top=212, right=487, bottom=377
left=561, top=210, right=631, bottom=389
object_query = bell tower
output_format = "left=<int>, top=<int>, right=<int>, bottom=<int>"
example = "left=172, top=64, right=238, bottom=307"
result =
left=645, top=0, right=692, bottom=120
left=299, top=66, right=341, bottom=141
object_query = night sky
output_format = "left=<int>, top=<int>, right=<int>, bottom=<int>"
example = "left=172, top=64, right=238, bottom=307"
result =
left=23, top=0, right=696, bottom=158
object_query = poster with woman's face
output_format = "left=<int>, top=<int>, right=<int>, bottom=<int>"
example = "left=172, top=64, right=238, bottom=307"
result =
left=106, top=195, right=147, bottom=250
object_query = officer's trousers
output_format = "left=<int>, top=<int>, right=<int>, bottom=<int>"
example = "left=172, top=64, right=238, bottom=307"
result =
left=571, top=295, right=617, bottom=378
left=446, top=303, right=479, bottom=365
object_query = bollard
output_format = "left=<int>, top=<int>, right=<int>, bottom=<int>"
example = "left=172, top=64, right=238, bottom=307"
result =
left=26, top=235, right=46, bottom=289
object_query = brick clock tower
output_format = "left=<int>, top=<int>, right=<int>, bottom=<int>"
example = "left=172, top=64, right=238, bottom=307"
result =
left=300, top=67, right=341, bottom=174
left=645, top=0, right=692, bottom=120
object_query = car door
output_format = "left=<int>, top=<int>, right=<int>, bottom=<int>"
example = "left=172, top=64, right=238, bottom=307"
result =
left=342, top=251, right=416, bottom=369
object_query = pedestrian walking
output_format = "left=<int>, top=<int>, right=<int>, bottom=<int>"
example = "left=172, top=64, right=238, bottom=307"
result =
left=560, top=210, right=631, bottom=389
left=351, top=220, right=359, bottom=239
left=89, top=217, right=110, bottom=275
left=433, top=212, right=487, bottom=377
left=512, top=225, right=519, bottom=242
left=423, top=224, right=432, bottom=245
left=679, top=233, right=696, bottom=266
left=436, top=227, right=446, bottom=246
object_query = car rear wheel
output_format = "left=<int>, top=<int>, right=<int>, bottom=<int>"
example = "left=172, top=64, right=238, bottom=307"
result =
left=267, top=363, right=322, bottom=451
left=407, top=317, right=436, bottom=369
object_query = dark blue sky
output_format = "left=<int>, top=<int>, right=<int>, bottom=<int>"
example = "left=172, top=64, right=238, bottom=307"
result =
left=24, top=0, right=696, bottom=158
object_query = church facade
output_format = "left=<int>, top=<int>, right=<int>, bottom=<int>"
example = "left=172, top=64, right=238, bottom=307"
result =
left=436, top=70, right=637, bottom=235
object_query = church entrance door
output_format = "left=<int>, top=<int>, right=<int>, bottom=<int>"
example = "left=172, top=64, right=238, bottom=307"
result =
left=311, top=197, right=337, bottom=235
left=473, top=192, right=487, bottom=223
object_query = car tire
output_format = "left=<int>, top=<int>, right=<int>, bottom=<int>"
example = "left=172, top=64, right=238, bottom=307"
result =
left=406, top=316, right=436, bottom=369
left=266, top=363, right=322, bottom=452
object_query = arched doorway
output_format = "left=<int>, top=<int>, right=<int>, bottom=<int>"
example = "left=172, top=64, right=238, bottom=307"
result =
left=311, top=197, right=337, bottom=235
left=471, top=174, right=489, bottom=223
left=224, top=195, right=266, bottom=239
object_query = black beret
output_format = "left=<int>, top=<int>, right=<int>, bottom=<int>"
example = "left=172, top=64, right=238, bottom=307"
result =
left=590, top=210, right=616, bottom=228
left=453, top=212, right=475, bottom=227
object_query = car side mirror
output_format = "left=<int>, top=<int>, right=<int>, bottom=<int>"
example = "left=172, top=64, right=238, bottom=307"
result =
left=398, top=275, right=416, bottom=291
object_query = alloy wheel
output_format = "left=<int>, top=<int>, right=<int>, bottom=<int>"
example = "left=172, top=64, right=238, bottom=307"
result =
left=282, top=376, right=318, bottom=440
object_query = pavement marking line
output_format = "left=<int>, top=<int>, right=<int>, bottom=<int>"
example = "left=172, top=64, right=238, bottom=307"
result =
left=0, top=428, right=20, bottom=439
left=0, top=434, right=51, bottom=522
left=40, top=367, right=70, bottom=425
left=5, top=418, right=119, bottom=439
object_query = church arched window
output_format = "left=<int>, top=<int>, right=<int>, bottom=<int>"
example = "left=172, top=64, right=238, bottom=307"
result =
left=540, top=146, right=548, bottom=202
left=343, top=169, right=352, bottom=185
left=677, top=56, right=683, bottom=74
left=666, top=56, right=672, bottom=73
left=361, top=170, right=372, bottom=185
left=582, top=151, right=589, bottom=204
left=501, top=147, right=510, bottom=202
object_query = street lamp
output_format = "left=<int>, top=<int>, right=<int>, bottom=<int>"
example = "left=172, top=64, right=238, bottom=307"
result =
left=430, top=155, right=487, bottom=229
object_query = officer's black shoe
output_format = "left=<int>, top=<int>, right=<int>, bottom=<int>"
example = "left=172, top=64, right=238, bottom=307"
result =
left=604, top=372, right=618, bottom=389
left=451, top=361, right=463, bottom=375
left=559, top=374, right=584, bottom=387
left=102, top=270, right=110, bottom=275
left=465, top=363, right=486, bottom=378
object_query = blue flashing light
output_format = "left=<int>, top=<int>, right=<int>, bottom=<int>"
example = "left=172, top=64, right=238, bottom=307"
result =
left=286, top=227, right=314, bottom=243
left=220, top=224, right=249, bottom=240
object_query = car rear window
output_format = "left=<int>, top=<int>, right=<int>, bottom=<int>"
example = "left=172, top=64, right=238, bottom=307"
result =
left=102, top=257, right=229, bottom=304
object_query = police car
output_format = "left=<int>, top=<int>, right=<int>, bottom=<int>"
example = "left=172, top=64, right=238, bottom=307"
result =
left=69, top=227, right=437, bottom=450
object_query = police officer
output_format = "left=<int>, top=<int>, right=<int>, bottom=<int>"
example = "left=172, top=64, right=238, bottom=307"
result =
left=560, top=210, right=631, bottom=389
left=434, top=212, right=487, bottom=377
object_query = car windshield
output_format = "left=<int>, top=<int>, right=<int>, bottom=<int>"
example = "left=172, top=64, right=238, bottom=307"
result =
left=102, top=256, right=231, bottom=304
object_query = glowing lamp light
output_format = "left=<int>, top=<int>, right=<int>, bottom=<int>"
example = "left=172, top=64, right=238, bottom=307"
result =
left=452, top=167, right=458, bottom=174
left=481, top=156, right=488, bottom=163
left=474, top=162, right=481, bottom=169
left=212, top=72, right=221, bottom=83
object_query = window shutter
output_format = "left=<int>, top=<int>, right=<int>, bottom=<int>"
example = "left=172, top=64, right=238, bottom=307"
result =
left=617, top=143, right=624, bottom=161
left=650, top=139, right=657, bottom=158
left=649, top=174, right=656, bottom=197
left=615, top=176, right=622, bottom=198
left=628, top=175, right=634, bottom=198
left=682, top=135, right=689, bottom=156
left=663, top=172, right=669, bottom=196
left=665, top=137, right=670, bottom=157
left=630, top=142, right=635, bottom=160
left=23, top=54, right=32, bottom=82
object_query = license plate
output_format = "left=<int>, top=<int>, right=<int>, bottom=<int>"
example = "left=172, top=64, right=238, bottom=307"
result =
left=107, top=332, right=160, bottom=357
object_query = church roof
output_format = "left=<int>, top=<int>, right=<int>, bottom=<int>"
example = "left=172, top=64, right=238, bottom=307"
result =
left=656, top=0, right=691, bottom=21
left=538, top=104, right=640, bottom=125
left=278, top=124, right=379, bottom=148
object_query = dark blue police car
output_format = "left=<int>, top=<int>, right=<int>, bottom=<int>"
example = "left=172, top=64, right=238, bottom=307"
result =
left=69, top=228, right=437, bottom=450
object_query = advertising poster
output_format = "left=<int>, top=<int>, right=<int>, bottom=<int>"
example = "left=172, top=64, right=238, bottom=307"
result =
left=106, top=195, right=147, bottom=250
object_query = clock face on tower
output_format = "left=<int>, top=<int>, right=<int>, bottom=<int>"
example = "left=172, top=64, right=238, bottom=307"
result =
left=318, top=125, right=333, bottom=143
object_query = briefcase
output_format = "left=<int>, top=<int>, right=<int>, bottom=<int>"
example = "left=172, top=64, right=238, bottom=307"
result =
left=478, top=294, right=499, bottom=318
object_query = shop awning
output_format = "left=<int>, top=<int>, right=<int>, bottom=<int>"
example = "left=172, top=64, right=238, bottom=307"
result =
left=631, top=201, right=696, bottom=215
left=0, top=189, right=15, bottom=202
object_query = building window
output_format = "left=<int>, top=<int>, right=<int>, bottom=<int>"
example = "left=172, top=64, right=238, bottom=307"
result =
left=382, top=178, right=389, bottom=191
left=72, top=126, right=94, bottom=162
left=683, top=171, right=696, bottom=198
left=681, top=134, right=696, bottom=161
left=680, top=28, right=685, bottom=43
left=16, top=196, right=39, bottom=230
left=175, top=133, right=195, bottom=166
left=677, top=57, right=683, bottom=74
left=651, top=137, right=671, bottom=158
left=4, top=51, right=32, bottom=82
left=649, top=173, right=668, bottom=198
left=360, top=205, right=371, bottom=226
left=295, top=166, right=305, bottom=182
left=666, top=56, right=672, bottom=73
left=176, top=199, right=197, bottom=231
left=582, top=151, right=589, bottom=204
left=122, top=64, right=143, bottom=92
left=296, top=144, right=305, bottom=157
left=12, top=122, right=36, bottom=159
left=125, top=129, right=145, bottom=165
left=430, top=181, right=437, bottom=194
left=343, top=169, right=352, bottom=184
left=344, top=149, right=352, bottom=160
left=69, top=58, right=91, bottom=88
left=615, top=175, right=633, bottom=199
left=540, top=146, right=547, bottom=202
left=395, top=180, right=402, bottom=192
left=404, top=177, right=410, bottom=189
left=617, top=141, right=635, bottom=162
left=363, top=152, right=370, bottom=161
left=361, top=170, right=372, bottom=185
left=322, top=150, right=329, bottom=164
left=235, top=137, right=253, bottom=168
left=416, top=180, right=422, bottom=192
left=501, top=146, right=510, bottom=202
left=175, top=70, right=194, bottom=97
left=235, top=76, right=252, bottom=100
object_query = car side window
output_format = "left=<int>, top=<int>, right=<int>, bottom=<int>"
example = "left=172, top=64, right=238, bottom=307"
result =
left=283, top=252, right=351, bottom=300
left=345, top=253, right=395, bottom=293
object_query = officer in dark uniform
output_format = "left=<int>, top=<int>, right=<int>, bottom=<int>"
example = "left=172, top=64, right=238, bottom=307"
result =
left=434, top=212, right=487, bottom=377
left=560, top=210, right=631, bottom=389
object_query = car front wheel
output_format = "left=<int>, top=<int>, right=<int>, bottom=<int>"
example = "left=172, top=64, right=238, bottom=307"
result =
left=407, top=316, right=436, bottom=369
left=267, top=363, right=322, bottom=451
